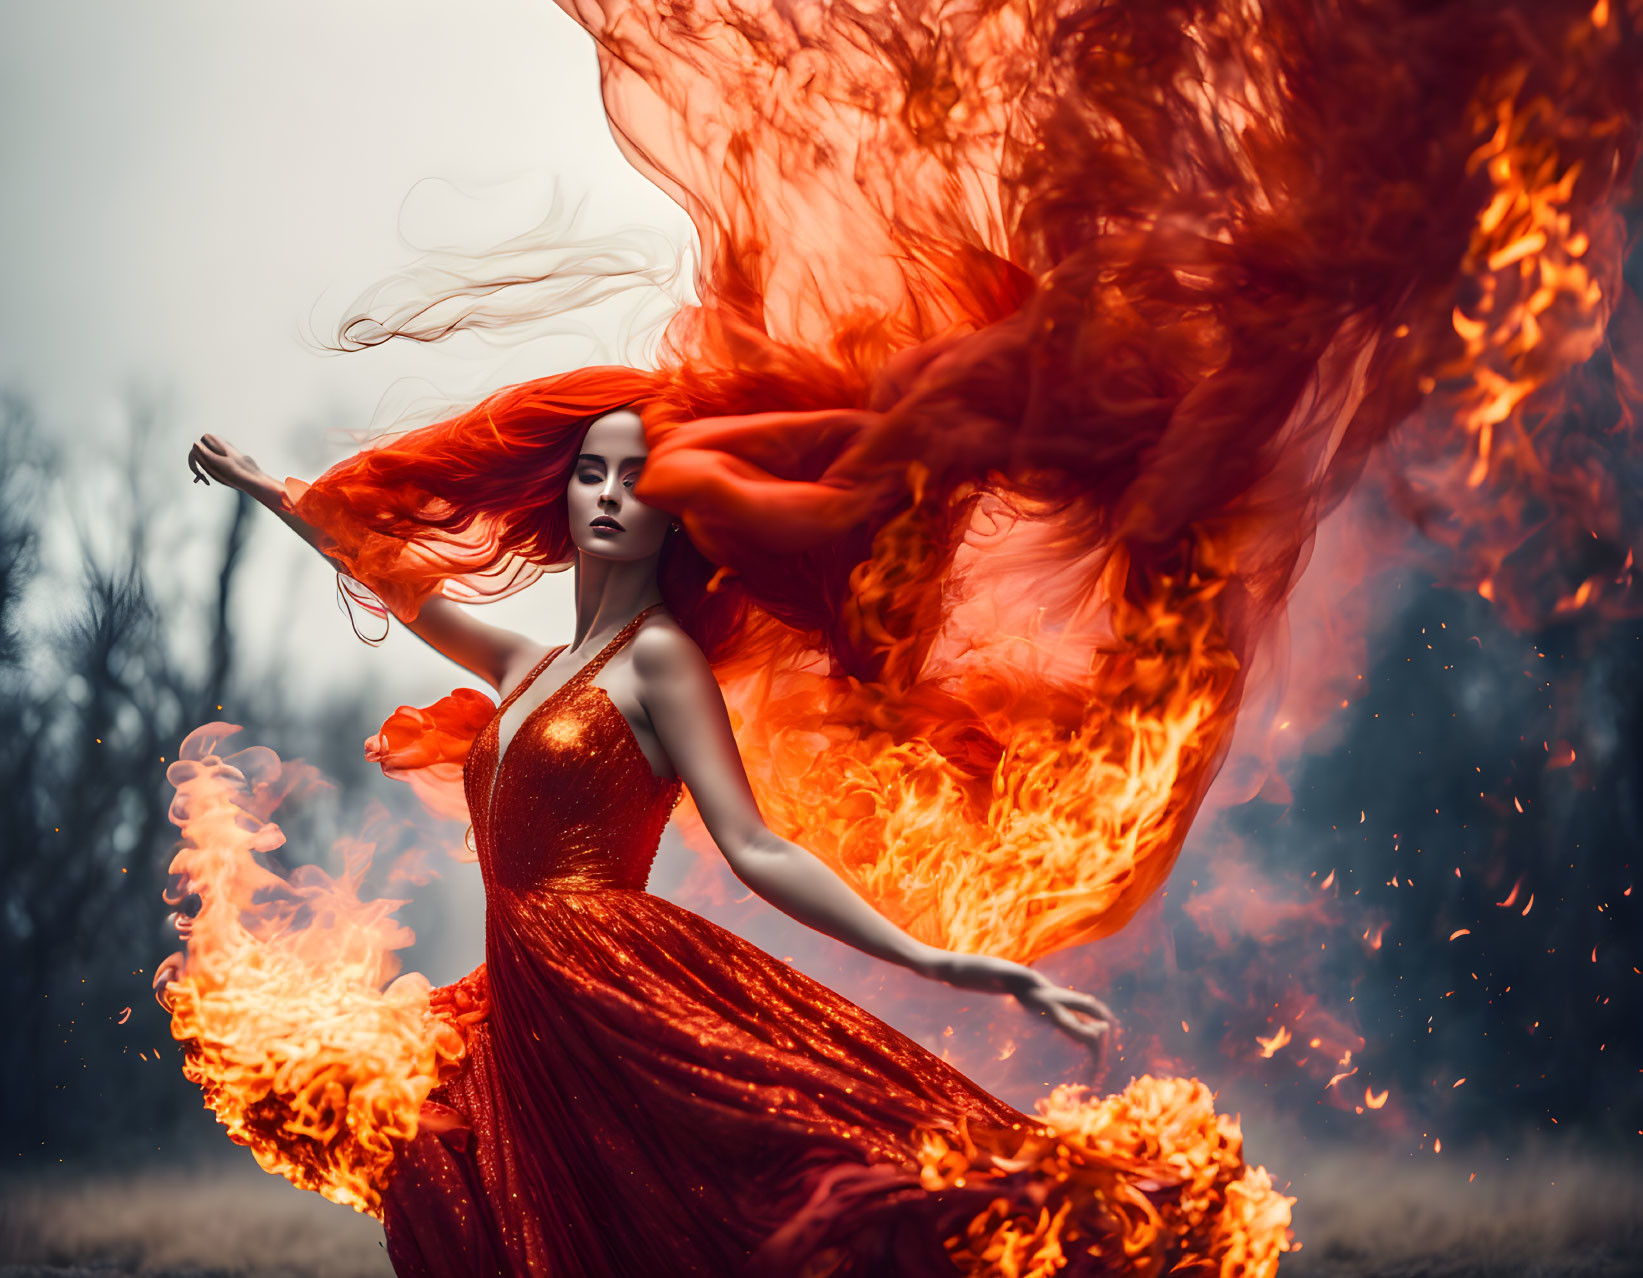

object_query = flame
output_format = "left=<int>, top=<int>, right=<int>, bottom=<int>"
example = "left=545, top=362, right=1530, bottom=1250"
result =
left=719, top=519, right=1240, bottom=962
left=1326, top=1064, right=1359, bottom=1091
left=1449, top=73, right=1610, bottom=493
left=1255, top=1024, right=1292, bottom=1058
left=156, top=725, right=466, bottom=1216
left=1386, top=9, right=1639, bottom=626
left=918, top=1076, right=1293, bottom=1277
left=1364, top=1087, right=1390, bottom=1110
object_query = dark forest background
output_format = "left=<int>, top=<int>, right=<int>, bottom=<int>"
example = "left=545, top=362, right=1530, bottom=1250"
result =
left=0, top=373, right=1638, bottom=1276
left=0, top=393, right=400, bottom=1165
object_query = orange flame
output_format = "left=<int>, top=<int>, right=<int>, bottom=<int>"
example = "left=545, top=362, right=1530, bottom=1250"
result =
left=156, top=725, right=465, bottom=1216
left=1326, top=1065, right=1359, bottom=1091
left=918, top=1077, right=1292, bottom=1277
left=1449, top=76, right=1610, bottom=491
left=717, top=519, right=1241, bottom=963
left=1386, top=11, right=1638, bottom=627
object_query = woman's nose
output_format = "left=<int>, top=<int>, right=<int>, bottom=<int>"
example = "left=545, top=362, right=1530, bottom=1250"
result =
left=599, top=475, right=622, bottom=506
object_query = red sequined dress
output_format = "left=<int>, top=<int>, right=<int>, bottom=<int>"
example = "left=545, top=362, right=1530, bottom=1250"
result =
left=379, top=606, right=1283, bottom=1276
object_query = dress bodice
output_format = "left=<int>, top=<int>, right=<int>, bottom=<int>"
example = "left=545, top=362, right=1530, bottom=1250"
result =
left=463, top=605, right=681, bottom=895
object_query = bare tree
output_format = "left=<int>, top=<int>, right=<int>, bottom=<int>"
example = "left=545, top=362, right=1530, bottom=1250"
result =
left=0, top=396, right=261, bottom=1155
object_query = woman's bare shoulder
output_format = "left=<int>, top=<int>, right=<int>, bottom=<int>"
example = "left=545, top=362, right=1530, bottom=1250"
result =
left=629, top=612, right=712, bottom=683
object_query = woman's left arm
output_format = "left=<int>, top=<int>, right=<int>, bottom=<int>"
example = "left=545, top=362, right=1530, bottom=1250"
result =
left=632, top=625, right=1113, bottom=1052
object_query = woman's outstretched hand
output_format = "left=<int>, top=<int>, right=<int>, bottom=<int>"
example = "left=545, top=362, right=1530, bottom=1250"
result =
left=188, top=433, right=271, bottom=495
left=1014, top=978, right=1115, bottom=1060
left=920, top=950, right=1115, bottom=1063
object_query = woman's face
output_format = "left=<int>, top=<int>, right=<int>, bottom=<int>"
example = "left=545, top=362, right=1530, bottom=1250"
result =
left=566, top=409, right=672, bottom=562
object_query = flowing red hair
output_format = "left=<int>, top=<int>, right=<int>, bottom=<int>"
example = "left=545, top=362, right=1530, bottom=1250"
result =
left=286, top=367, right=661, bottom=621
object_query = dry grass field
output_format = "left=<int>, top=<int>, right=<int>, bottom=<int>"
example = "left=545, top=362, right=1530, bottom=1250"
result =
left=3, top=1143, right=1640, bottom=1277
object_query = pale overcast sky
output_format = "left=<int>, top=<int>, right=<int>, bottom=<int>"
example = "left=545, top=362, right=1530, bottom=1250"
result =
left=1, top=0, right=692, bottom=705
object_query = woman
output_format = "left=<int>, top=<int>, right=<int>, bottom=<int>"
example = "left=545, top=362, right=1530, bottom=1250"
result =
left=163, top=0, right=1640, bottom=1268
left=179, top=392, right=1284, bottom=1276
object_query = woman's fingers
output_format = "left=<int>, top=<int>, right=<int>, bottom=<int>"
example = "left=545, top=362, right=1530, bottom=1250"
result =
left=1052, top=1005, right=1104, bottom=1048
left=1014, top=982, right=1115, bottom=1074
left=1048, top=985, right=1113, bottom=1026
left=1058, top=1003, right=1108, bottom=1040
left=189, top=436, right=249, bottom=487
left=1062, top=1008, right=1112, bottom=1061
left=188, top=441, right=224, bottom=485
left=1070, top=990, right=1116, bottom=1025
left=1039, top=986, right=1117, bottom=1046
left=1014, top=980, right=1118, bottom=1058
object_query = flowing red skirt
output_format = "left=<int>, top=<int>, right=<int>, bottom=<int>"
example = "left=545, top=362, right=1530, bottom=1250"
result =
left=383, top=885, right=1051, bottom=1277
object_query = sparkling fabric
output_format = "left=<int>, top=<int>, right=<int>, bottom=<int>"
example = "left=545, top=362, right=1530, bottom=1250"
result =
left=380, top=606, right=1050, bottom=1276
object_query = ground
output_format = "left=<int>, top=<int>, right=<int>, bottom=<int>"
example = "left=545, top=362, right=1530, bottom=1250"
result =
left=2, top=1147, right=1640, bottom=1277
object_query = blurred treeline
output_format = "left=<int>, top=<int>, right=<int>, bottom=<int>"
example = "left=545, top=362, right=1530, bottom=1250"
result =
left=0, top=394, right=392, bottom=1163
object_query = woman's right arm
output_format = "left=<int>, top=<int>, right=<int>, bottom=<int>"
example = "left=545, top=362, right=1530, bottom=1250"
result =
left=188, top=433, right=533, bottom=691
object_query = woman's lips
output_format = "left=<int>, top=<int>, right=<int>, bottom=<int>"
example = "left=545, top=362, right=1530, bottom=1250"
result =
left=590, top=516, right=625, bottom=531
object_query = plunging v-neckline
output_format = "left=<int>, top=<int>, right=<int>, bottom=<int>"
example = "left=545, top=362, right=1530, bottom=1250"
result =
left=484, top=605, right=663, bottom=821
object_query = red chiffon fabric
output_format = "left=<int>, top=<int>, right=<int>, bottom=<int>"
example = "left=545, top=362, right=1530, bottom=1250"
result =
left=382, top=606, right=1046, bottom=1276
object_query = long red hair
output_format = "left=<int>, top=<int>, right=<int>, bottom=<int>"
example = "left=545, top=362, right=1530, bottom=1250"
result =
left=286, top=368, right=658, bottom=618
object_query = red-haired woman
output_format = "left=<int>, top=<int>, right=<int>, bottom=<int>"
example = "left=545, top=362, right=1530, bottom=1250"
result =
left=183, top=351, right=1294, bottom=1274
left=169, top=0, right=1641, bottom=1266
left=186, top=397, right=1129, bottom=1275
